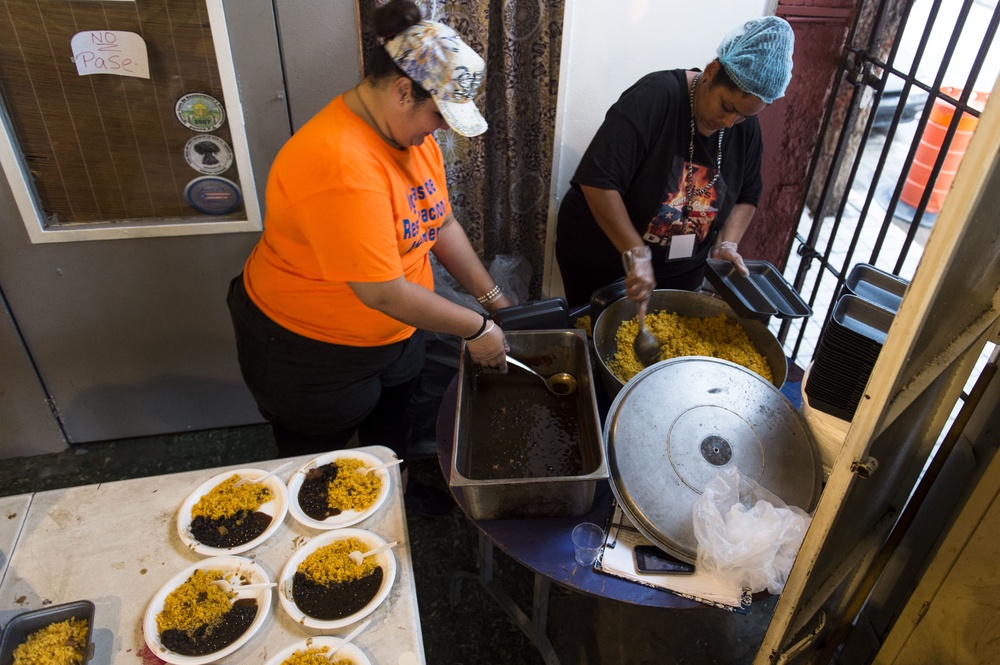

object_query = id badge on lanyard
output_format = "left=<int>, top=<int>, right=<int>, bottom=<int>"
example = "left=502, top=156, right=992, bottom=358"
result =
left=667, top=233, right=696, bottom=260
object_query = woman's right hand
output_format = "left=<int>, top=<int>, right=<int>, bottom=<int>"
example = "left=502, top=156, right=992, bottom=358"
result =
left=622, top=245, right=655, bottom=305
left=466, top=321, right=509, bottom=371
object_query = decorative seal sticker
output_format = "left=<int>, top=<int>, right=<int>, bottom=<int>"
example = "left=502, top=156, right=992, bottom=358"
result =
left=184, top=135, right=234, bottom=175
left=184, top=176, right=242, bottom=215
left=175, top=93, right=226, bottom=132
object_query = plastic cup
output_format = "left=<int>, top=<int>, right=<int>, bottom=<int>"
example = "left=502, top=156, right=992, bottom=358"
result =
left=571, top=522, right=604, bottom=567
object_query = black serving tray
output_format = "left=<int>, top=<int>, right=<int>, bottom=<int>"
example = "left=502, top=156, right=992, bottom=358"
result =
left=706, top=259, right=812, bottom=321
left=0, top=600, right=95, bottom=665
left=842, top=263, right=909, bottom=314
left=492, top=297, right=570, bottom=331
left=588, top=279, right=627, bottom=325
left=831, top=294, right=894, bottom=346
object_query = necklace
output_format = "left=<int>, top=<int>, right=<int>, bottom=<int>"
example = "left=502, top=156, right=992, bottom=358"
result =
left=684, top=73, right=723, bottom=220
left=353, top=87, right=404, bottom=150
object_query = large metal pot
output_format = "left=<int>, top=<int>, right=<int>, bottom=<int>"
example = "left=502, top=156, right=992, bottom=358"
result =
left=592, top=289, right=787, bottom=397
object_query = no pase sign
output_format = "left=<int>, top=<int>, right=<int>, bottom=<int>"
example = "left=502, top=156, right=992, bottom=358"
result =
left=71, top=30, right=150, bottom=79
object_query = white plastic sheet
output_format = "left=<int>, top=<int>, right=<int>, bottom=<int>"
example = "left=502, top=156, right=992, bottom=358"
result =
left=693, top=467, right=812, bottom=595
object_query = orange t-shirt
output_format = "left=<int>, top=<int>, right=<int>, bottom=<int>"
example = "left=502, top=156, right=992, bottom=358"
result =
left=243, top=95, right=451, bottom=346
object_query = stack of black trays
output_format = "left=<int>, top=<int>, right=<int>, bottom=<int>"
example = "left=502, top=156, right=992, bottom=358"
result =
left=804, top=264, right=909, bottom=420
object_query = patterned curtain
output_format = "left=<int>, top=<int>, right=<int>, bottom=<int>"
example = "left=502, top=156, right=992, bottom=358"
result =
left=359, top=0, right=565, bottom=297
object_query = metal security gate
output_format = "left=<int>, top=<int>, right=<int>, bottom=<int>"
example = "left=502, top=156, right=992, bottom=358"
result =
left=778, top=0, right=999, bottom=368
left=753, top=1, right=1000, bottom=662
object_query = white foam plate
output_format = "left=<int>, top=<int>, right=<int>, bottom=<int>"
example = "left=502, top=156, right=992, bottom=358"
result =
left=278, top=528, right=396, bottom=630
left=262, top=636, right=372, bottom=665
left=286, top=451, right=392, bottom=530
left=143, top=555, right=272, bottom=665
left=177, top=468, right=289, bottom=556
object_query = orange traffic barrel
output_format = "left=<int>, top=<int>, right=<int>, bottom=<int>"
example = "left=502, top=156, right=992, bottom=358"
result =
left=900, top=87, right=989, bottom=213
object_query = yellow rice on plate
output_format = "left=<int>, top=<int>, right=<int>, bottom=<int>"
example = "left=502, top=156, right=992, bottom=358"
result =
left=190, top=474, right=273, bottom=520
left=13, top=618, right=88, bottom=665
left=609, top=311, right=772, bottom=383
left=297, top=537, right=381, bottom=586
left=327, top=459, right=382, bottom=512
left=281, top=647, right=353, bottom=665
left=155, top=569, right=232, bottom=635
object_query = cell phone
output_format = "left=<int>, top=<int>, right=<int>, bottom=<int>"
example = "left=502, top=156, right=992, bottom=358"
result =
left=633, top=545, right=696, bottom=575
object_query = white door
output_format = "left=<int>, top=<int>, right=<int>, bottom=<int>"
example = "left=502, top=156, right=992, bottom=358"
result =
left=0, top=0, right=290, bottom=451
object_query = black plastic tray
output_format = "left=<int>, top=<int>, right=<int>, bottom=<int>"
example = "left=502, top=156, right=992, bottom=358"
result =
left=843, top=263, right=909, bottom=313
left=705, top=259, right=812, bottom=321
left=491, top=297, right=569, bottom=331
left=588, top=279, right=627, bottom=325
left=0, top=600, right=95, bottom=665
left=831, top=294, right=894, bottom=345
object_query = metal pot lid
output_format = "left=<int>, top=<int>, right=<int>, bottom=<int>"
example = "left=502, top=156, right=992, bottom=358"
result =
left=603, top=357, right=822, bottom=564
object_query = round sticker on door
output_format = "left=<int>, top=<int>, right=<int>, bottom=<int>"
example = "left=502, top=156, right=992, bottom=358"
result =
left=184, top=135, right=234, bottom=175
left=184, top=176, right=242, bottom=215
left=175, top=93, right=226, bottom=132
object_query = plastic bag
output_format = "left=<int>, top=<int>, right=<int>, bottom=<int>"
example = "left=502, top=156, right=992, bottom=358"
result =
left=486, top=253, right=531, bottom=306
left=430, top=253, right=530, bottom=312
left=692, top=467, right=811, bottom=595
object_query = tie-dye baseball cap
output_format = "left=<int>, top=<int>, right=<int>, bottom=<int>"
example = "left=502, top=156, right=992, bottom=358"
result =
left=383, top=21, right=488, bottom=137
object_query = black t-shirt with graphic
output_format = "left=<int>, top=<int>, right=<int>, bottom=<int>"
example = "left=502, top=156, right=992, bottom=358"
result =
left=556, top=69, right=763, bottom=306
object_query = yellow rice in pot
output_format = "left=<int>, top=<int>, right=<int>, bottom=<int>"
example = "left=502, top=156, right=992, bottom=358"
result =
left=609, top=311, right=772, bottom=383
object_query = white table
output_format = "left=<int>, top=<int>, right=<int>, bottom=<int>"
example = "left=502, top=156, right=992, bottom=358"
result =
left=0, top=446, right=425, bottom=664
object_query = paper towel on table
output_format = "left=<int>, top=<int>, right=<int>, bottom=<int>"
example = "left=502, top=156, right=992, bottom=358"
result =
left=594, top=504, right=749, bottom=612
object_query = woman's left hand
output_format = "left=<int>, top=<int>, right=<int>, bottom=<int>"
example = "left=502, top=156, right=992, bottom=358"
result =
left=710, top=241, right=749, bottom=277
left=484, top=293, right=515, bottom=314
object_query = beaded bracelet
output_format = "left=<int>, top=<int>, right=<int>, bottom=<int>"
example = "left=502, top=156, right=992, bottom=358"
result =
left=476, top=285, right=502, bottom=304
left=463, top=313, right=490, bottom=341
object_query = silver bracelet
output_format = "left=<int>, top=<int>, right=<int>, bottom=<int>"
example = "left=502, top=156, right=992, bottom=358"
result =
left=476, top=285, right=502, bottom=304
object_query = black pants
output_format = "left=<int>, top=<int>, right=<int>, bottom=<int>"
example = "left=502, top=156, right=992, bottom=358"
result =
left=226, top=275, right=424, bottom=460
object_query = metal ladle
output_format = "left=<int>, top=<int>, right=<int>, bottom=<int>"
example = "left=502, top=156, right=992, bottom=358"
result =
left=621, top=251, right=661, bottom=368
left=506, top=357, right=578, bottom=395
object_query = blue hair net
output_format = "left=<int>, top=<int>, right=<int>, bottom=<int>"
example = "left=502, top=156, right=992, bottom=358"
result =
left=716, top=16, right=794, bottom=104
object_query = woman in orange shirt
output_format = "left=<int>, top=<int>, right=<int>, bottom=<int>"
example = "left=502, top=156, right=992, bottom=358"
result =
left=227, top=0, right=509, bottom=511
